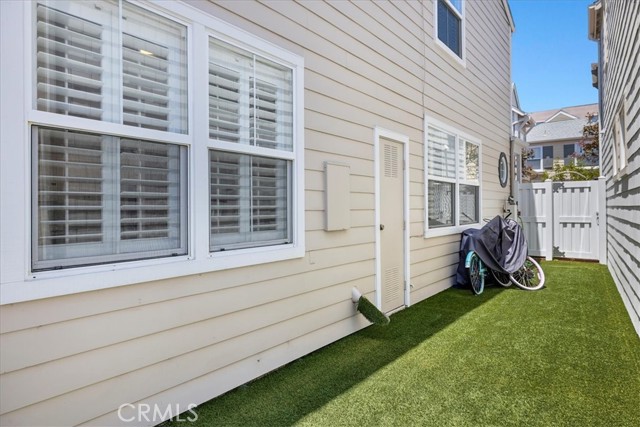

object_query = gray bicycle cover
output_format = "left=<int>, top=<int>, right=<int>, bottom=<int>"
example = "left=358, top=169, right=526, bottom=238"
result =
left=455, top=215, right=528, bottom=287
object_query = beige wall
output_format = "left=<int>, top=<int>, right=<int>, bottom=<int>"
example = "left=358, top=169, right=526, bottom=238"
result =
left=0, top=1, right=513, bottom=425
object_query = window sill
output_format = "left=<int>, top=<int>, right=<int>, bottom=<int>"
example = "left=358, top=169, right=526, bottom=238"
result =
left=434, top=38, right=466, bottom=69
left=424, top=223, right=479, bottom=239
left=613, top=165, right=628, bottom=181
left=0, top=244, right=304, bottom=305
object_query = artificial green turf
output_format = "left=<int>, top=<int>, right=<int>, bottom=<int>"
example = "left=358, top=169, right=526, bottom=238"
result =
left=356, top=295, right=390, bottom=326
left=164, top=261, right=640, bottom=427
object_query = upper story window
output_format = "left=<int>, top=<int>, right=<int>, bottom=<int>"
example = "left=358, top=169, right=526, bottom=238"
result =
left=424, top=115, right=481, bottom=237
left=436, top=0, right=464, bottom=60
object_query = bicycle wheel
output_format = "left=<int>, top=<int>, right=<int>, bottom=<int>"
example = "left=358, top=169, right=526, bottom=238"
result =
left=509, top=256, right=545, bottom=291
left=466, top=252, right=485, bottom=295
left=491, top=269, right=512, bottom=287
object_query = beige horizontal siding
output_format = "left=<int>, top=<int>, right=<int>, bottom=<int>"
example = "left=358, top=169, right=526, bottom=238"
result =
left=0, top=0, right=514, bottom=424
left=83, top=311, right=370, bottom=426
left=2, top=299, right=371, bottom=426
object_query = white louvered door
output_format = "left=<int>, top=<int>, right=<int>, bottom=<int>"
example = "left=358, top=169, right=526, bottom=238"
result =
left=379, top=139, right=405, bottom=313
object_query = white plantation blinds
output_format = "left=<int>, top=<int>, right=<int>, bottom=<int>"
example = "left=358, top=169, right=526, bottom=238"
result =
left=119, top=139, right=183, bottom=242
left=208, top=38, right=294, bottom=251
left=426, top=122, right=480, bottom=230
left=36, top=128, right=104, bottom=249
left=209, top=64, right=241, bottom=143
left=460, top=140, right=479, bottom=225
left=35, top=1, right=187, bottom=133
left=251, top=79, right=280, bottom=149
left=32, top=1, right=189, bottom=270
left=209, top=152, right=290, bottom=251
left=21, top=1, right=304, bottom=277
left=427, top=127, right=456, bottom=179
left=35, top=3, right=111, bottom=121
left=121, top=4, right=187, bottom=132
left=33, top=127, right=187, bottom=270
left=427, top=127, right=456, bottom=228
left=209, top=39, right=293, bottom=151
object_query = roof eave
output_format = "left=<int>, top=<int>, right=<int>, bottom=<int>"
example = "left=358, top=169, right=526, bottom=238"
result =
left=528, top=135, right=589, bottom=144
left=588, top=2, right=602, bottom=40
left=502, top=0, right=516, bottom=33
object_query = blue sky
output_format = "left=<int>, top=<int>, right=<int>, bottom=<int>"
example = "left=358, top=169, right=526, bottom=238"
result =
left=510, top=0, right=598, bottom=113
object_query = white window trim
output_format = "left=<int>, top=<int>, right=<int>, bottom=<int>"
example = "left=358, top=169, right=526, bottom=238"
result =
left=612, top=102, right=628, bottom=180
left=528, top=145, right=555, bottom=172
left=0, top=0, right=305, bottom=304
left=433, top=0, right=466, bottom=68
left=424, top=114, right=482, bottom=238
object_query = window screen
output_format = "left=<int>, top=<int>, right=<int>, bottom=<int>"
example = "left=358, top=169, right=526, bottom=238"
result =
left=33, top=127, right=187, bottom=270
left=209, top=151, right=290, bottom=251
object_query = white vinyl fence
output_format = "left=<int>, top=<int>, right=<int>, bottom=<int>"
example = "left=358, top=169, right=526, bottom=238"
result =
left=519, top=177, right=607, bottom=263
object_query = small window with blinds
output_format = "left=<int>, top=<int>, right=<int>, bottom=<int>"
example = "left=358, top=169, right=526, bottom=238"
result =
left=32, top=126, right=187, bottom=271
left=209, top=38, right=293, bottom=151
left=35, top=1, right=187, bottom=133
left=425, top=118, right=481, bottom=233
left=209, top=151, right=290, bottom=251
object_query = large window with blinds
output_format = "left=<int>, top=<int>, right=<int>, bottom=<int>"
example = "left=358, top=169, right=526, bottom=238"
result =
left=424, top=116, right=481, bottom=235
left=1, top=0, right=304, bottom=300
left=31, top=0, right=188, bottom=270
left=208, top=38, right=293, bottom=252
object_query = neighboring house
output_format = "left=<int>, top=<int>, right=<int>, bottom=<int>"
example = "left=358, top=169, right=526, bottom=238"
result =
left=0, top=1, right=516, bottom=425
left=525, top=103, right=599, bottom=180
left=589, top=0, right=640, bottom=336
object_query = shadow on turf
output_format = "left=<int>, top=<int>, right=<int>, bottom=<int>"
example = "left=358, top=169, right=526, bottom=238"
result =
left=163, top=285, right=505, bottom=427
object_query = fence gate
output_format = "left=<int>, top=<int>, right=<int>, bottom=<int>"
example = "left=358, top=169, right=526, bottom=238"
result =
left=519, top=179, right=606, bottom=262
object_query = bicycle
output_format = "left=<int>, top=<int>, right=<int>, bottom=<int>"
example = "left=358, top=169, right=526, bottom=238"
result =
left=460, top=211, right=545, bottom=294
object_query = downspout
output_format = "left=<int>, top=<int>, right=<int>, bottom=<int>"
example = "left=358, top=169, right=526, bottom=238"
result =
left=510, top=114, right=534, bottom=200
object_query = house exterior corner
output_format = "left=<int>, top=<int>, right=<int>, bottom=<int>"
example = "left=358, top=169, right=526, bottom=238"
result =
left=588, top=0, right=640, bottom=337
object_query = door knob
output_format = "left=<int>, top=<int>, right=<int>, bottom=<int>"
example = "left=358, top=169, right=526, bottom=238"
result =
left=380, top=224, right=385, bottom=230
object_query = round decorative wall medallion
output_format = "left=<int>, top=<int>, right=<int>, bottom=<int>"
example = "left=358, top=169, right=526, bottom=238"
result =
left=498, top=152, right=508, bottom=188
